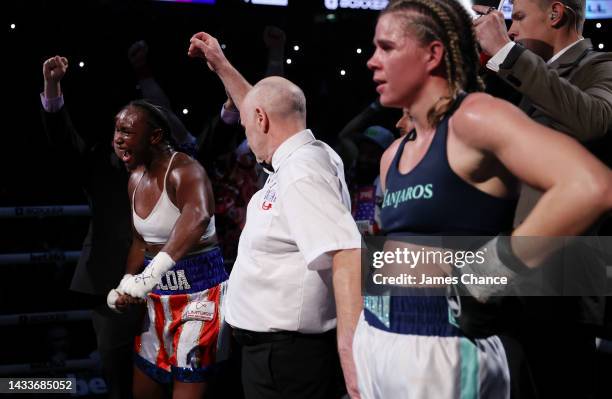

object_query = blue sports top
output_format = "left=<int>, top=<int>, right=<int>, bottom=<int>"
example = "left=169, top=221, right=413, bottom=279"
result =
left=380, top=99, right=517, bottom=237
left=366, top=97, right=518, bottom=335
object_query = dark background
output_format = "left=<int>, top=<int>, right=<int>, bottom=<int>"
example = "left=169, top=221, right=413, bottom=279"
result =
left=1, top=0, right=611, bottom=395
left=3, top=0, right=383, bottom=207
left=1, top=1, right=387, bottom=390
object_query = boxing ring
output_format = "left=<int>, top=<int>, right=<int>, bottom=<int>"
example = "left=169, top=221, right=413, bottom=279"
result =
left=3, top=203, right=612, bottom=384
left=0, top=204, right=236, bottom=382
left=0, top=205, right=99, bottom=378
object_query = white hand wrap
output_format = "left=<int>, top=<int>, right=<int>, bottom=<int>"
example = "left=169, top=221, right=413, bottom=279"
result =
left=119, top=252, right=175, bottom=299
left=107, top=274, right=132, bottom=312
left=106, top=289, right=122, bottom=312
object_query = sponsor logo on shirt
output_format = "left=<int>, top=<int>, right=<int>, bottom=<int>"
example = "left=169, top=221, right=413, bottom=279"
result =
left=382, top=183, right=433, bottom=209
left=261, top=184, right=278, bottom=211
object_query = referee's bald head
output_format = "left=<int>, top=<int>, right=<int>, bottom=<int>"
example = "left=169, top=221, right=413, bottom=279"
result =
left=244, top=76, right=307, bottom=126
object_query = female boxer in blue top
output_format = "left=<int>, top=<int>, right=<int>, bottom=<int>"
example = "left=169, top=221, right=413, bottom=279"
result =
left=350, top=0, right=612, bottom=398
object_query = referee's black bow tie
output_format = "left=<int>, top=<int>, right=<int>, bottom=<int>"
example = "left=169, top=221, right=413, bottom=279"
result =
left=260, top=161, right=274, bottom=173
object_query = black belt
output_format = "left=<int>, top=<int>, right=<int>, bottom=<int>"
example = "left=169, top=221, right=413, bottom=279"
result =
left=232, top=327, right=335, bottom=346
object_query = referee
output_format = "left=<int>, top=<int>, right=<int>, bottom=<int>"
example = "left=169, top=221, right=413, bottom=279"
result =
left=188, top=32, right=363, bottom=399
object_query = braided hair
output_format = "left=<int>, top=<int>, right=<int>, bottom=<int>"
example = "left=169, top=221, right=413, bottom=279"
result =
left=382, top=0, right=484, bottom=126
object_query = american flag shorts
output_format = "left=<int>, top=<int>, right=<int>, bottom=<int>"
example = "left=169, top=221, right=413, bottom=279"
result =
left=134, top=246, right=229, bottom=383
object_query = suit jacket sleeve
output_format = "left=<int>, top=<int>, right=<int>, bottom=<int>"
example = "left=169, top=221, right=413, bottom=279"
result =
left=41, top=105, right=90, bottom=158
left=497, top=45, right=612, bottom=142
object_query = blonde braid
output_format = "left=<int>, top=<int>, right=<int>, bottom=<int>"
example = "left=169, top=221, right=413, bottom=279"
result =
left=439, top=0, right=485, bottom=92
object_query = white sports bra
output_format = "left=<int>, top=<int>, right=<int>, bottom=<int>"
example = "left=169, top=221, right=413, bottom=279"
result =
left=132, top=152, right=216, bottom=244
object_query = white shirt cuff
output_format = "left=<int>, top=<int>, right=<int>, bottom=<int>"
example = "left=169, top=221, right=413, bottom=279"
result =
left=486, top=42, right=516, bottom=73
left=40, top=92, right=64, bottom=113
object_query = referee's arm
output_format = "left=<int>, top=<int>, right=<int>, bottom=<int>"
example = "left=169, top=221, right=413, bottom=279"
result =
left=333, top=248, right=362, bottom=399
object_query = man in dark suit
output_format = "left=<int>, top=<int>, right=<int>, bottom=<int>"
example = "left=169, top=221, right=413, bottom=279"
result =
left=40, top=55, right=142, bottom=399
left=473, top=1, right=612, bottom=398
left=474, top=0, right=612, bottom=220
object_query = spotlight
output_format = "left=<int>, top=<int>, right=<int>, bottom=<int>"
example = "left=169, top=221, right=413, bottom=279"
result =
left=286, top=58, right=292, bottom=65
left=596, top=22, right=602, bottom=29
left=356, top=48, right=362, bottom=54
left=78, top=61, right=85, bottom=68
left=599, top=43, right=604, bottom=49
left=10, top=23, right=16, bottom=30
left=340, top=69, right=346, bottom=76
left=293, top=45, right=300, bottom=51
left=182, top=108, right=189, bottom=115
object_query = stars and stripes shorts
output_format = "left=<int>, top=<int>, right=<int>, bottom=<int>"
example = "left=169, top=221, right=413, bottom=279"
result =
left=134, top=246, right=229, bottom=383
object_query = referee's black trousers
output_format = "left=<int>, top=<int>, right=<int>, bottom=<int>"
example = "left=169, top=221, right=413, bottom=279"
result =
left=234, top=328, right=345, bottom=399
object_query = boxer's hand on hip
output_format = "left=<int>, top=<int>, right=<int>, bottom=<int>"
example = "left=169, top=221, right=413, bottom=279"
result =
left=453, top=236, right=525, bottom=303
left=120, top=252, right=176, bottom=298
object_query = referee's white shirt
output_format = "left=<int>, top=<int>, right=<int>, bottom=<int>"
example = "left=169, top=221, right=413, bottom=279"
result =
left=225, top=129, right=362, bottom=333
